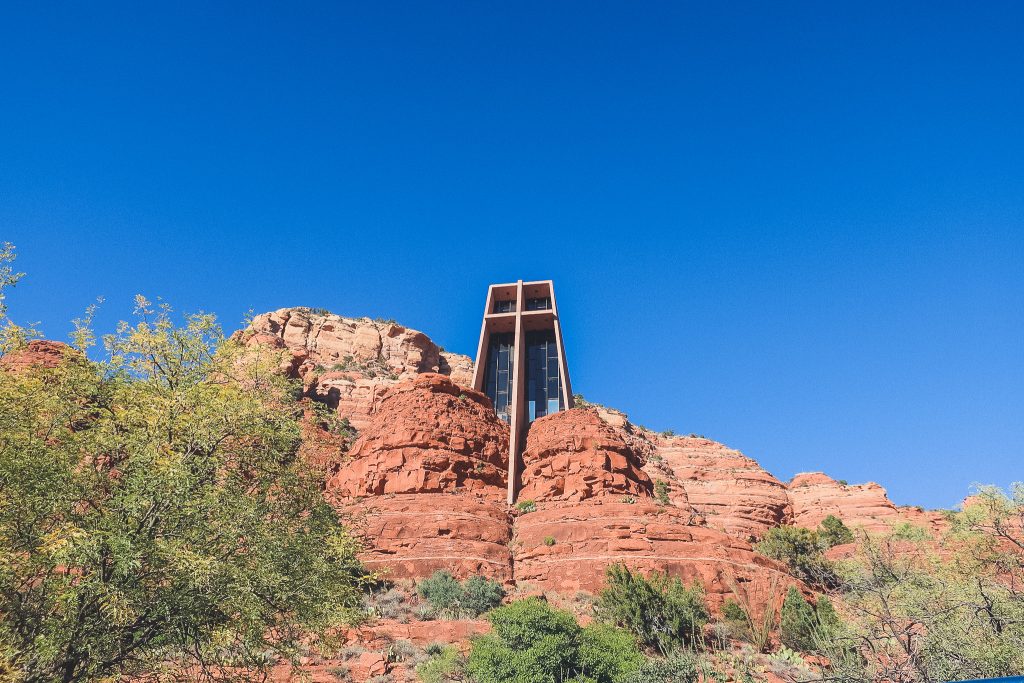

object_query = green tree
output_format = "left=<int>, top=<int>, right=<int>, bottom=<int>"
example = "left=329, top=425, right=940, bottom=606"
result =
left=779, top=587, right=817, bottom=651
left=818, top=515, right=854, bottom=548
left=596, top=564, right=709, bottom=654
left=0, top=289, right=366, bottom=682
left=467, top=598, right=642, bottom=683
left=756, top=526, right=838, bottom=588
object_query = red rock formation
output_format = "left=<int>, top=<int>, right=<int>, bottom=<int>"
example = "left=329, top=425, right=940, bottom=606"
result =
left=0, top=340, right=75, bottom=372
left=512, top=501, right=798, bottom=614
left=327, top=374, right=513, bottom=583
left=788, top=471, right=946, bottom=533
left=327, top=374, right=508, bottom=498
left=639, top=436, right=792, bottom=541
left=511, top=409, right=798, bottom=616
left=238, top=308, right=474, bottom=429
left=518, top=409, right=653, bottom=502
left=348, top=495, right=513, bottom=582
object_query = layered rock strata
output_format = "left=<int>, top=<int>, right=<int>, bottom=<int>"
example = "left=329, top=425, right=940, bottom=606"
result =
left=237, top=308, right=473, bottom=429
left=327, top=374, right=513, bottom=582
left=789, top=472, right=947, bottom=534
left=643, top=436, right=793, bottom=541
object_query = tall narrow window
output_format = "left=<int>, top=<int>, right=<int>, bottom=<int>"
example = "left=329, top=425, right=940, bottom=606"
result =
left=525, top=329, right=561, bottom=421
left=483, top=332, right=514, bottom=422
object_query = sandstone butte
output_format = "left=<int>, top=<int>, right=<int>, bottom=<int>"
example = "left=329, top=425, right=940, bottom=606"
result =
left=4, top=309, right=953, bottom=681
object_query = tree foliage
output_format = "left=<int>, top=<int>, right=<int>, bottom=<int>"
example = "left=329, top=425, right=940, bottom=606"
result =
left=818, top=515, right=854, bottom=548
left=756, top=525, right=840, bottom=588
left=596, top=564, right=709, bottom=654
left=0, top=282, right=366, bottom=681
left=467, top=598, right=643, bottom=683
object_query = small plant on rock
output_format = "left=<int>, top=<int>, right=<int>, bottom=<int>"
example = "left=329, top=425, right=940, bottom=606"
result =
left=516, top=499, right=537, bottom=514
left=655, top=479, right=671, bottom=505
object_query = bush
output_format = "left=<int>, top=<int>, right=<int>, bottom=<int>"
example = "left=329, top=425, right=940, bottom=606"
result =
left=756, top=526, right=839, bottom=587
left=416, top=644, right=465, bottom=683
left=417, top=570, right=505, bottom=619
left=780, top=586, right=818, bottom=651
left=779, top=586, right=843, bottom=653
left=596, top=564, right=709, bottom=654
left=720, top=598, right=750, bottom=640
left=417, top=571, right=464, bottom=617
left=655, top=480, right=671, bottom=505
left=462, top=575, right=507, bottom=616
left=467, top=598, right=642, bottom=683
left=516, top=499, right=537, bottom=514
left=620, top=652, right=700, bottom=683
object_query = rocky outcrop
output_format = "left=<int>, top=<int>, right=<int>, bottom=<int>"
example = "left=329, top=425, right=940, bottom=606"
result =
left=518, top=409, right=653, bottom=502
left=788, top=472, right=947, bottom=533
left=348, top=495, right=513, bottom=582
left=327, top=374, right=508, bottom=498
left=237, top=308, right=474, bottom=429
left=0, top=340, right=75, bottom=372
left=327, top=374, right=513, bottom=582
left=512, top=500, right=798, bottom=614
left=637, top=436, right=792, bottom=541
left=510, top=410, right=798, bottom=614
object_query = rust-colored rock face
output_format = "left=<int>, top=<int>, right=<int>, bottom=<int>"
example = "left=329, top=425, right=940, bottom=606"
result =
left=518, top=409, right=653, bottom=502
left=512, top=501, right=797, bottom=613
left=327, top=374, right=508, bottom=498
left=643, top=436, right=793, bottom=541
left=788, top=472, right=946, bottom=533
left=327, top=374, right=513, bottom=583
left=238, top=308, right=474, bottom=429
left=351, top=495, right=513, bottom=582
left=0, top=340, right=74, bottom=372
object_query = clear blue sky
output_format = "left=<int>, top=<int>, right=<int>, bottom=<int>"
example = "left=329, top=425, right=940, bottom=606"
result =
left=2, top=2, right=1022, bottom=509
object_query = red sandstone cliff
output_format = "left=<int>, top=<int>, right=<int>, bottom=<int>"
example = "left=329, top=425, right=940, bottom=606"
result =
left=237, top=307, right=473, bottom=430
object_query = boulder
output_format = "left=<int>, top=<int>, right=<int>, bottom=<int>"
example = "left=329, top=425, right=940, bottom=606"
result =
left=518, top=408, right=653, bottom=502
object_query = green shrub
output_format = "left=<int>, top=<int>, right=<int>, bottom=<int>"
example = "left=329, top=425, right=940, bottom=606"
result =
left=417, top=571, right=463, bottom=617
left=467, top=598, right=642, bottom=683
left=416, top=570, right=505, bottom=619
left=461, top=575, right=506, bottom=616
left=544, top=536, right=556, bottom=546
left=779, top=586, right=843, bottom=653
left=620, top=652, right=701, bottom=683
left=655, top=480, right=671, bottom=505
left=818, top=515, right=854, bottom=548
left=596, top=564, right=709, bottom=654
left=720, top=598, right=750, bottom=640
left=577, top=624, right=645, bottom=683
left=516, top=499, right=537, bottom=514
left=756, top=526, right=838, bottom=587
left=780, top=586, right=818, bottom=651
left=416, top=644, right=464, bottom=683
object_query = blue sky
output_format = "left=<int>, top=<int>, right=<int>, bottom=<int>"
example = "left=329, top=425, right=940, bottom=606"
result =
left=2, top=2, right=1022, bottom=509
